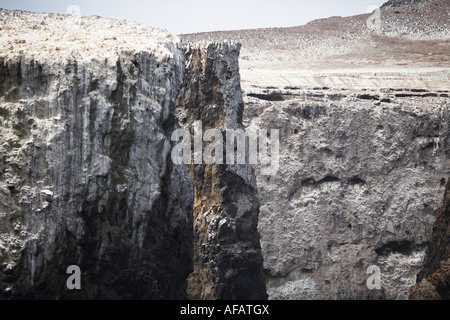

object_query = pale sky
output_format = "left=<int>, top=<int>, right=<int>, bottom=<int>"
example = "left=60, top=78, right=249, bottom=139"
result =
left=0, top=0, right=386, bottom=34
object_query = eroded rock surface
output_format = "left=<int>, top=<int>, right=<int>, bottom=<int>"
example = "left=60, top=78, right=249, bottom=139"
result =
left=0, top=0, right=449, bottom=300
left=409, top=177, right=450, bottom=300
left=0, top=9, right=267, bottom=300
left=183, top=0, right=450, bottom=299
left=0, top=10, right=194, bottom=299
left=244, top=94, right=449, bottom=299
left=176, top=42, right=267, bottom=300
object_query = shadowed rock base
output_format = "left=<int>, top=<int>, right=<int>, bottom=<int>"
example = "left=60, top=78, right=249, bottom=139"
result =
left=409, top=177, right=450, bottom=300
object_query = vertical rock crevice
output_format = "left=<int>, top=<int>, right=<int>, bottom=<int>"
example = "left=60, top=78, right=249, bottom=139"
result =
left=176, top=42, right=267, bottom=300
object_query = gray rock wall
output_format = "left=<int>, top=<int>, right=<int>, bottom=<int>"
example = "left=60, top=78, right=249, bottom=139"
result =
left=244, top=93, right=450, bottom=299
left=0, top=10, right=267, bottom=300
left=0, top=11, right=194, bottom=299
left=1, top=7, right=449, bottom=301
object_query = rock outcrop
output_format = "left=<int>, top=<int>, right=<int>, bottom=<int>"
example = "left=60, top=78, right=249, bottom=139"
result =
left=0, top=10, right=266, bottom=299
left=176, top=43, right=267, bottom=300
left=244, top=93, right=449, bottom=300
left=409, top=176, right=450, bottom=300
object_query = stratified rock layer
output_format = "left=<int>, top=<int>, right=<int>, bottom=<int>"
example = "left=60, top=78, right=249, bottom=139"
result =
left=176, top=43, right=267, bottom=300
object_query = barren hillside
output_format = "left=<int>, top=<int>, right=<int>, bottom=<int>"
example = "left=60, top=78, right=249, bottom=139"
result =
left=183, top=0, right=449, bottom=92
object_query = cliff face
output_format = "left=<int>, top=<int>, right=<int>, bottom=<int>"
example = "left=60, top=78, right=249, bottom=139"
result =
left=244, top=94, right=449, bottom=300
left=176, top=43, right=267, bottom=300
left=0, top=10, right=265, bottom=299
left=0, top=10, right=193, bottom=299
left=1, top=3, right=449, bottom=300
left=182, top=0, right=450, bottom=299
left=409, top=176, right=450, bottom=299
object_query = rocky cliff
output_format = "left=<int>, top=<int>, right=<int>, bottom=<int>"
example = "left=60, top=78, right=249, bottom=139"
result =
left=409, top=176, right=450, bottom=299
left=183, top=0, right=450, bottom=299
left=176, top=43, right=267, bottom=300
left=244, top=91, right=449, bottom=300
left=0, top=10, right=266, bottom=299
left=1, top=0, right=449, bottom=300
left=0, top=9, right=193, bottom=299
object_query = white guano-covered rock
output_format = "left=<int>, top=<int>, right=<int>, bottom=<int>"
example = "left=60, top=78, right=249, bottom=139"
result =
left=0, top=9, right=192, bottom=299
